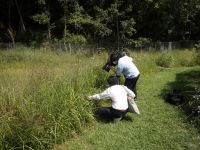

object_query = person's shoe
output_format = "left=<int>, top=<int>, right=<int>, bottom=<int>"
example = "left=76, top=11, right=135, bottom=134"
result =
left=122, top=115, right=133, bottom=122
left=113, top=117, right=122, bottom=123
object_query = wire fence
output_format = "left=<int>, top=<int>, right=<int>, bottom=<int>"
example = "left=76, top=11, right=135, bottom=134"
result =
left=0, top=40, right=198, bottom=52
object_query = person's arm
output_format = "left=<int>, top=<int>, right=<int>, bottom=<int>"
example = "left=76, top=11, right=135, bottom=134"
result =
left=88, top=88, right=110, bottom=100
left=116, top=60, right=123, bottom=76
left=123, top=86, right=136, bottom=99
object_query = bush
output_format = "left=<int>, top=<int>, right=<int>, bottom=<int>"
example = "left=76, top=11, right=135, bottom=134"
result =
left=186, top=88, right=200, bottom=131
left=194, top=41, right=200, bottom=50
left=194, top=51, right=200, bottom=65
left=155, top=53, right=174, bottom=68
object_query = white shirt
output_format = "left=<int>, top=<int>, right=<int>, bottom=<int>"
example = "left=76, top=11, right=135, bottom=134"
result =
left=89, top=85, right=135, bottom=110
left=116, top=56, right=140, bottom=78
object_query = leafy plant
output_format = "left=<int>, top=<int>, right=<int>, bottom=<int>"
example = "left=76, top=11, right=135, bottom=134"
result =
left=130, top=37, right=152, bottom=49
left=187, top=88, right=200, bottom=127
left=194, top=51, right=200, bottom=65
left=65, top=34, right=87, bottom=44
left=194, top=41, right=200, bottom=50
left=156, top=53, right=174, bottom=68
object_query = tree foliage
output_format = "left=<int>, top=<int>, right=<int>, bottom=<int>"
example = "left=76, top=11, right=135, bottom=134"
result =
left=0, top=0, right=199, bottom=44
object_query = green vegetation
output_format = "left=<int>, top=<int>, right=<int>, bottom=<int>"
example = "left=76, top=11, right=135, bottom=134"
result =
left=156, top=52, right=174, bottom=68
left=164, top=68, right=200, bottom=131
left=0, top=49, right=199, bottom=149
left=56, top=67, right=200, bottom=150
left=0, top=0, right=200, bottom=46
left=0, top=49, right=99, bottom=149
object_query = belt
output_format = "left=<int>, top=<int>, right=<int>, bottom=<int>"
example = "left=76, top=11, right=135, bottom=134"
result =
left=112, top=107, right=128, bottom=112
left=126, top=74, right=140, bottom=79
left=115, top=109, right=127, bottom=112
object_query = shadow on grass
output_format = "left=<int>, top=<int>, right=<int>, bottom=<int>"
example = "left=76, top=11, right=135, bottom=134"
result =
left=161, top=68, right=200, bottom=132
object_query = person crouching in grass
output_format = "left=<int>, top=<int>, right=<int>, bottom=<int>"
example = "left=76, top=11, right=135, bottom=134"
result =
left=88, top=76, right=136, bottom=123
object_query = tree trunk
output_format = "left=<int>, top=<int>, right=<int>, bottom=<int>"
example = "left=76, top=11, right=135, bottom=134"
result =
left=64, top=18, right=67, bottom=52
left=8, top=0, right=11, bottom=29
left=116, top=15, right=120, bottom=51
left=48, top=23, right=51, bottom=40
left=68, top=43, right=72, bottom=54
left=14, top=0, right=26, bottom=32
left=47, top=3, right=51, bottom=42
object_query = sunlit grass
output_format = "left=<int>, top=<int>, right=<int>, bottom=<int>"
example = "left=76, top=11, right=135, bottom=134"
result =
left=0, top=48, right=199, bottom=149
left=56, top=67, right=200, bottom=150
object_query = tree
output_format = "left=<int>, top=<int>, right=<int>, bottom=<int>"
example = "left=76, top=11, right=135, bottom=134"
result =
left=106, top=0, right=136, bottom=48
left=32, top=0, right=53, bottom=41
left=14, top=0, right=26, bottom=32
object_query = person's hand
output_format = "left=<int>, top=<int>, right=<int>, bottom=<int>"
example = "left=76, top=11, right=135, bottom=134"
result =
left=86, top=96, right=92, bottom=100
left=127, top=96, right=131, bottom=101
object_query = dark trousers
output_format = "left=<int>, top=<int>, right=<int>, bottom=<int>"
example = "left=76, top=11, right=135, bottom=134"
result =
left=124, top=75, right=140, bottom=98
left=97, top=107, right=127, bottom=121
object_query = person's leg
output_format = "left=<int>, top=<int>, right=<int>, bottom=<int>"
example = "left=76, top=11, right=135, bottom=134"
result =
left=97, top=107, right=113, bottom=121
left=132, top=75, right=140, bottom=98
left=97, top=107, right=128, bottom=122
left=110, top=108, right=128, bottom=122
left=125, top=75, right=140, bottom=98
left=124, top=78, right=134, bottom=91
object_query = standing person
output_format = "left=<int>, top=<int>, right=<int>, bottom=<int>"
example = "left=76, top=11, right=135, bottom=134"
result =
left=88, top=76, right=136, bottom=122
left=112, top=51, right=140, bottom=100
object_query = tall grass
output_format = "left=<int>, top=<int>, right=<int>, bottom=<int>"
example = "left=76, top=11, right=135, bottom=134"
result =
left=0, top=49, right=99, bottom=149
left=0, top=48, right=199, bottom=149
left=60, top=67, right=200, bottom=150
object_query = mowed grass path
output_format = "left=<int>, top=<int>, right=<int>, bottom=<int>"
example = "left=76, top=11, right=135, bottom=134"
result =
left=55, top=67, right=200, bottom=150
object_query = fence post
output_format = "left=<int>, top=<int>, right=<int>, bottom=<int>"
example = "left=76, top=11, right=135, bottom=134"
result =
left=168, top=42, right=172, bottom=51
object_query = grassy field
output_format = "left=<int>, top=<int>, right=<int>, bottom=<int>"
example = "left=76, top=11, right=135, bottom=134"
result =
left=54, top=67, right=200, bottom=150
left=0, top=48, right=199, bottom=149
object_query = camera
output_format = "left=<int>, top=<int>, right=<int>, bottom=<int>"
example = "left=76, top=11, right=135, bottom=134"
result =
left=102, top=51, right=123, bottom=72
left=102, top=60, right=115, bottom=72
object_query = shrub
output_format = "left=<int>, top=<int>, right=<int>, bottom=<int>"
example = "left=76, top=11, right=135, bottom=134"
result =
left=194, top=51, right=200, bottom=65
left=155, top=53, right=174, bottom=68
left=186, top=88, right=200, bottom=131
left=194, top=41, right=200, bottom=50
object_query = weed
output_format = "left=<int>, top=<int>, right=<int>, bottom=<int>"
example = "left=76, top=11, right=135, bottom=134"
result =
left=156, top=52, right=174, bottom=68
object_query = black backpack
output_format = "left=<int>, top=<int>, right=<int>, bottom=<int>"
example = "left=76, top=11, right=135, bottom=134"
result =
left=166, top=89, right=185, bottom=105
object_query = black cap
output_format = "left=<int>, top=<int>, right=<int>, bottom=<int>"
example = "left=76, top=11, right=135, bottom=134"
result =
left=107, top=76, right=119, bottom=86
left=110, top=51, right=122, bottom=62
